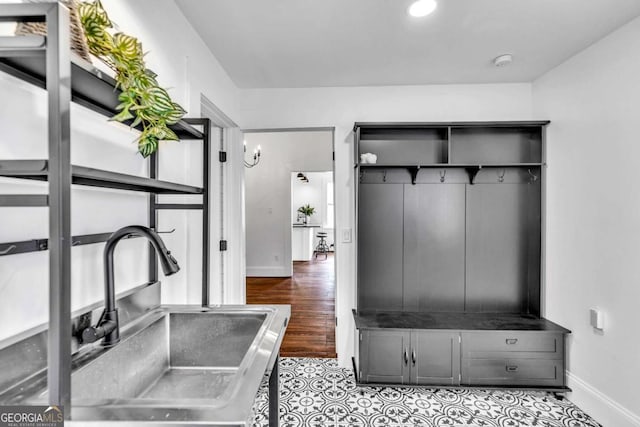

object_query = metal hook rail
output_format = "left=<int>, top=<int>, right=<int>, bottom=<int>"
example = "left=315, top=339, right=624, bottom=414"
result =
left=0, top=228, right=176, bottom=257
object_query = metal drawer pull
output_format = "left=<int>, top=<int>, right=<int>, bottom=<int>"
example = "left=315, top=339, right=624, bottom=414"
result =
left=403, top=349, right=408, bottom=365
left=411, top=349, right=416, bottom=365
left=506, top=338, right=518, bottom=345
left=506, top=365, right=518, bottom=372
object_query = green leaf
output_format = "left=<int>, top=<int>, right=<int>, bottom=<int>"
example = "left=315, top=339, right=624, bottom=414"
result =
left=113, top=32, right=140, bottom=59
left=130, top=115, right=143, bottom=128
left=137, top=134, right=158, bottom=158
left=110, top=108, right=134, bottom=122
left=162, top=126, right=179, bottom=141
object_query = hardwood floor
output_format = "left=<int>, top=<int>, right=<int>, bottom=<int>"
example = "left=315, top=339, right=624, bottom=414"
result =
left=246, top=254, right=336, bottom=358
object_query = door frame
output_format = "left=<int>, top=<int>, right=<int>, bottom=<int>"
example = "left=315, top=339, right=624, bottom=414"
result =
left=242, top=126, right=337, bottom=342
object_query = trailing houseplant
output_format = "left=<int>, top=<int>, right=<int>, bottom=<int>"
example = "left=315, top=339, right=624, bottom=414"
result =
left=77, top=0, right=186, bottom=157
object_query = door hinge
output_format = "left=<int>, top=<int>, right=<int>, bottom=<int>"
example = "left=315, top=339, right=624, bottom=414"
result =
left=458, top=335, right=461, bottom=343
left=359, top=332, right=362, bottom=341
left=332, top=151, right=335, bottom=161
left=335, top=317, right=338, bottom=326
left=219, top=240, right=228, bottom=251
left=458, top=373, right=461, bottom=381
left=219, top=151, right=227, bottom=162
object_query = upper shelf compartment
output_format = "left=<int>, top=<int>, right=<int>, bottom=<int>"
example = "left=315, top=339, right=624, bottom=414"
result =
left=354, top=122, right=548, bottom=167
left=449, top=126, right=543, bottom=164
left=0, top=54, right=203, bottom=140
left=358, top=126, right=449, bottom=165
left=0, top=160, right=203, bottom=194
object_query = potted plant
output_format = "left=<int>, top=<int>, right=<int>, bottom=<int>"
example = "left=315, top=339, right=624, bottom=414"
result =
left=77, top=0, right=186, bottom=157
left=297, top=204, right=315, bottom=225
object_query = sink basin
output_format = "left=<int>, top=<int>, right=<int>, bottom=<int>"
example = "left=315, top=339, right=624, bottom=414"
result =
left=30, top=305, right=290, bottom=426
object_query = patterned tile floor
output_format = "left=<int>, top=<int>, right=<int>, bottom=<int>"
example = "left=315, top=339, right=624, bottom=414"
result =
left=252, top=357, right=601, bottom=427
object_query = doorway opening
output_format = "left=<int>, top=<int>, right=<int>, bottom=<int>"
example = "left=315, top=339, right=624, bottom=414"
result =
left=243, top=128, right=336, bottom=358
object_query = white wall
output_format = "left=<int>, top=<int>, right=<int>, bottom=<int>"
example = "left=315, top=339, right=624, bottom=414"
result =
left=239, top=83, right=534, bottom=368
left=244, top=131, right=333, bottom=277
left=533, top=16, right=640, bottom=427
left=0, top=0, right=242, bottom=341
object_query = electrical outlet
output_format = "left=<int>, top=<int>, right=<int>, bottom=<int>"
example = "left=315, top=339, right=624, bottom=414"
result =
left=342, top=228, right=352, bottom=243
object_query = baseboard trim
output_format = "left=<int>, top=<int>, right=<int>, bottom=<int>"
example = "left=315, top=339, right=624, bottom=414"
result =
left=246, top=266, right=292, bottom=277
left=566, top=371, right=640, bottom=427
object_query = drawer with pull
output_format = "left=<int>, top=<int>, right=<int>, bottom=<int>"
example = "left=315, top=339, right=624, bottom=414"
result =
left=461, top=357, right=564, bottom=387
left=461, top=331, right=563, bottom=358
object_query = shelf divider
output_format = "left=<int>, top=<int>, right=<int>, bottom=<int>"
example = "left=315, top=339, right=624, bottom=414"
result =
left=0, top=35, right=46, bottom=57
left=0, top=160, right=204, bottom=194
left=358, top=163, right=543, bottom=168
left=155, top=203, right=204, bottom=210
left=0, top=194, right=48, bottom=206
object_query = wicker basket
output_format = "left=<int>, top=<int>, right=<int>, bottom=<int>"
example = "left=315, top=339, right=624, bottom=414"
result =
left=15, top=0, right=92, bottom=62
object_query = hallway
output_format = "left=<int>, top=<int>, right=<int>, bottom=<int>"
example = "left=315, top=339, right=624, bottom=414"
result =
left=246, top=254, right=336, bottom=358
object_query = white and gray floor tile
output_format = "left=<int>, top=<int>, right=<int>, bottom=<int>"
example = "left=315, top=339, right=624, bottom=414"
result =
left=253, top=357, right=600, bottom=427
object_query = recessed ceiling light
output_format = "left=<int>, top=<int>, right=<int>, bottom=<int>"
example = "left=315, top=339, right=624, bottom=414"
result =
left=408, top=0, right=437, bottom=18
left=493, top=54, right=513, bottom=67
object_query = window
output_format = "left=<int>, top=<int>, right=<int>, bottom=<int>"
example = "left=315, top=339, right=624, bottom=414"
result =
left=326, top=181, right=334, bottom=228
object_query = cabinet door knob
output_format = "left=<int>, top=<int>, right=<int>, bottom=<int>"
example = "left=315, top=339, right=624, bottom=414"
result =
left=506, top=338, right=518, bottom=345
left=506, top=365, right=518, bottom=372
left=403, top=349, right=408, bottom=365
left=411, top=349, right=416, bottom=365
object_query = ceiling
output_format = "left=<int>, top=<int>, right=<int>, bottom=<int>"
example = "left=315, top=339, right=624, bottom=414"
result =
left=175, top=0, right=640, bottom=88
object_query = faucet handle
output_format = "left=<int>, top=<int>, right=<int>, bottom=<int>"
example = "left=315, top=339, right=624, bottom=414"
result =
left=81, top=310, right=120, bottom=346
left=81, top=326, right=103, bottom=344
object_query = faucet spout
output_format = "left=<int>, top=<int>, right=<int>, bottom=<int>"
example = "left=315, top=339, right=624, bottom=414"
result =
left=82, top=225, right=180, bottom=346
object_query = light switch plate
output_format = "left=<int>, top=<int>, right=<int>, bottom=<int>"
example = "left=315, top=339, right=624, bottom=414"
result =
left=590, top=308, right=604, bottom=330
left=341, top=228, right=352, bottom=243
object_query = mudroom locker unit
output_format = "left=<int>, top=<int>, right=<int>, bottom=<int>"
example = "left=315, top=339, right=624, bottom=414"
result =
left=352, top=121, right=570, bottom=391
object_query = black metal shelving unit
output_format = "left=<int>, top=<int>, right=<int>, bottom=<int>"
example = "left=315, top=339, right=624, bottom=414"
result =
left=0, top=3, right=211, bottom=412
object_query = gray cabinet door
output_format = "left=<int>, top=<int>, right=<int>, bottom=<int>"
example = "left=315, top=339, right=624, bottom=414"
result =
left=360, top=329, right=410, bottom=384
left=465, top=184, right=538, bottom=312
left=358, top=183, right=404, bottom=311
left=410, top=331, right=460, bottom=385
left=403, top=184, right=466, bottom=311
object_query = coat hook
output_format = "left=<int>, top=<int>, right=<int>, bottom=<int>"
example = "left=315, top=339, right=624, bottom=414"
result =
left=72, top=240, right=81, bottom=246
left=157, top=228, right=176, bottom=234
left=382, top=170, right=387, bottom=182
left=0, top=245, right=16, bottom=255
left=497, top=169, right=506, bottom=183
left=439, top=170, right=446, bottom=183
left=527, top=169, right=538, bottom=183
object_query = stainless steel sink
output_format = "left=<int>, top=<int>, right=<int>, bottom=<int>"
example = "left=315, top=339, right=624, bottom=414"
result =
left=31, top=304, right=290, bottom=426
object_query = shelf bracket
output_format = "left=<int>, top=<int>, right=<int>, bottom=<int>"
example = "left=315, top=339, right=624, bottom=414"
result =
left=408, top=166, right=420, bottom=185
left=465, top=166, right=482, bottom=185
